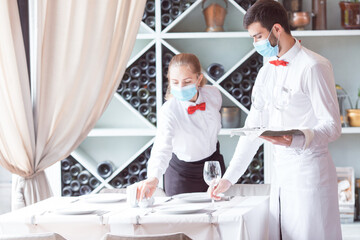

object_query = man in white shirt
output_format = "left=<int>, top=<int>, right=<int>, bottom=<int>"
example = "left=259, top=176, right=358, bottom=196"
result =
left=210, top=1, right=342, bottom=239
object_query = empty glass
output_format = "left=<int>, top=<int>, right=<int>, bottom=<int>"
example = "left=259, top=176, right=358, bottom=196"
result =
left=203, top=161, right=222, bottom=207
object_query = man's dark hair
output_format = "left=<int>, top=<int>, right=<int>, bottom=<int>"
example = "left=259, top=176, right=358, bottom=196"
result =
left=243, top=0, right=291, bottom=34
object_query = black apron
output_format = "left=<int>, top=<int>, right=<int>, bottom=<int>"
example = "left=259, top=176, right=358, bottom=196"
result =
left=164, top=142, right=225, bottom=196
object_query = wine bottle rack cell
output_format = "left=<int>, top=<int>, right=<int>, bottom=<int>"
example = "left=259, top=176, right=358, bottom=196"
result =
left=117, top=46, right=157, bottom=126
left=61, top=156, right=100, bottom=196
left=220, top=52, right=263, bottom=110
left=237, top=145, right=264, bottom=184
left=234, top=0, right=257, bottom=11
left=160, top=0, right=194, bottom=30
left=110, top=145, right=152, bottom=189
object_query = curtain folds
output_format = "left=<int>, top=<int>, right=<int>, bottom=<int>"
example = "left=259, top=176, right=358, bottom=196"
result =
left=0, top=0, right=146, bottom=210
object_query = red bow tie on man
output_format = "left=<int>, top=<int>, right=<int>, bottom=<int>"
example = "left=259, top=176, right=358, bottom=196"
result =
left=269, top=59, right=289, bottom=66
left=188, top=102, right=206, bottom=114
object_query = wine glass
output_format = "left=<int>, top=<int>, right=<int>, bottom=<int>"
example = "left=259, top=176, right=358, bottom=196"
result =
left=273, top=85, right=291, bottom=128
left=251, top=84, right=266, bottom=128
left=203, top=161, right=222, bottom=208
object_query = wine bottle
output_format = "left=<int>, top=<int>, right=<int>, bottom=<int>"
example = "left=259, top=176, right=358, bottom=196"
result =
left=161, top=13, right=172, bottom=27
left=259, top=166, right=264, bottom=179
left=145, top=16, right=155, bottom=29
left=147, top=81, right=156, bottom=93
left=163, top=66, right=169, bottom=78
left=231, top=88, right=243, bottom=100
left=142, top=11, right=147, bottom=21
left=145, top=0, right=155, bottom=13
left=122, top=71, right=131, bottom=84
left=146, top=95, right=156, bottom=107
left=62, top=172, right=72, bottom=185
left=138, top=59, right=149, bottom=71
left=240, top=65, right=251, bottom=76
left=130, top=66, right=141, bottom=78
left=171, top=0, right=181, bottom=4
left=139, top=168, right=147, bottom=181
left=223, top=81, right=234, bottom=92
left=116, top=82, right=125, bottom=93
left=240, top=79, right=253, bottom=92
left=137, top=154, right=148, bottom=166
left=120, top=168, right=130, bottom=180
left=70, top=179, right=81, bottom=192
left=121, top=88, right=132, bottom=101
left=170, top=5, right=182, bottom=19
left=130, top=96, right=141, bottom=108
left=139, top=74, right=150, bottom=86
left=248, top=57, right=259, bottom=69
left=129, top=80, right=140, bottom=92
left=138, top=103, right=151, bottom=116
left=97, top=161, right=114, bottom=179
left=249, top=72, right=257, bottom=83
left=111, top=176, right=125, bottom=189
left=89, top=177, right=100, bottom=189
left=145, top=50, right=156, bottom=64
left=137, top=88, right=150, bottom=100
left=240, top=95, right=251, bottom=107
left=257, top=54, right=263, bottom=64
left=127, top=175, right=139, bottom=185
left=69, top=163, right=83, bottom=177
left=161, top=0, right=172, bottom=12
left=162, top=52, right=174, bottom=66
left=146, top=66, right=156, bottom=78
left=145, top=146, right=152, bottom=159
left=207, top=63, right=224, bottom=80
left=77, top=170, right=91, bottom=185
left=239, top=0, right=252, bottom=11
left=147, top=112, right=157, bottom=124
left=128, top=162, right=141, bottom=175
left=62, top=186, right=72, bottom=197
left=79, top=185, right=92, bottom=195
left=240, top=178, right=252, bottom=184
left=249, top=158, right=261, bottom=173
left=231, top=71, right=243, bottom=85
left=243, top=169, right=251, bottom=178
left=258, top=151, right=264, bottom=161
left=250, top=172, right=261, bottom=184
left=61, top=158, right=72, bottom=171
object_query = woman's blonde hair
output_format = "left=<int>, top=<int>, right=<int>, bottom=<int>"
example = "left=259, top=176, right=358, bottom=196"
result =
left=165, top=53, right=207, bottom=100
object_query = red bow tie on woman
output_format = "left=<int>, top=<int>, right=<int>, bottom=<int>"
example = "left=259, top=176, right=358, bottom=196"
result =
left=269, top=59, right=289, bottom=66
left=188, top=102, right=206, bottom=114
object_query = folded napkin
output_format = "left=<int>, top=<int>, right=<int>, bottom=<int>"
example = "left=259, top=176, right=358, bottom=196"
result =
left=126, top=183, right=154, bottom=208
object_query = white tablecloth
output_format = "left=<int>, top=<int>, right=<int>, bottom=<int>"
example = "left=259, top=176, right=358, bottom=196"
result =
left=0, top=195, right=269, bottom=240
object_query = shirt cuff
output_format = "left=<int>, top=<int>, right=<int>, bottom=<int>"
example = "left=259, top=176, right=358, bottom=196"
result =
left=289, top=134, right=305, bottom=149
left=147, top=169, right=163, bottom=182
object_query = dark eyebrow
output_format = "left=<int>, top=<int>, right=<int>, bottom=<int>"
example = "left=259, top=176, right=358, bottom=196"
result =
left=251, top=32, right=261, bottom=38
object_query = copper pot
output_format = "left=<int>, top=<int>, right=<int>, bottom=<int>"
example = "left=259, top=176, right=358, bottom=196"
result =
left=347, top=109, right=360, bottom=127
left=202, top=0, right=228, bottom=32
left=290, top=12, right=311, bottom=30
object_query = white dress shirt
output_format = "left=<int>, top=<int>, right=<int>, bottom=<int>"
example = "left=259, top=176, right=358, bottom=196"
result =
left=147, top=85, right=222, bottom=180
left=223, top=39, right=341, bottom=184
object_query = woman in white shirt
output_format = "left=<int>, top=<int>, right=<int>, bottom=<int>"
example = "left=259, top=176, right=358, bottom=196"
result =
left=137, top=53, right=225, bottom=198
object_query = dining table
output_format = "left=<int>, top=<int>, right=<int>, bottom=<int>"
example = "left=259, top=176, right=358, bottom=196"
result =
left=0, top=193, right=269, bottom=240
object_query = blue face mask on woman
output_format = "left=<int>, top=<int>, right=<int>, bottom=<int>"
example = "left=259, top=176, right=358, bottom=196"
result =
left=171, top=84, right=197, bottom=101
left=253, top=26, right=279, bottom=57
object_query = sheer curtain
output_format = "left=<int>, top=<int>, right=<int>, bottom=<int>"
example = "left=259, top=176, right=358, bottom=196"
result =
left=0, top=0, right=145, bottom=209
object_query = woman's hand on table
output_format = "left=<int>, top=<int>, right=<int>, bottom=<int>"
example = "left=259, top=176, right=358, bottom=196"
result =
left=137, top=177, right=159, bottom=201
left=209, top=178, right=232, bottom=200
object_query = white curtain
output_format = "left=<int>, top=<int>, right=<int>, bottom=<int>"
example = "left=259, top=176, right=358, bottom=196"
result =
left=0, top=0, right=146, bottom=210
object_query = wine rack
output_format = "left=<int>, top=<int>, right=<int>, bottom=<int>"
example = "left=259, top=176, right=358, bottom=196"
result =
left=61, top=156, right=100, bottom=196
left=237, top=145, right=264, bottom=184
left=117, top=46, right=157, bottom=126
left=220, top=52, right=263, bottom=110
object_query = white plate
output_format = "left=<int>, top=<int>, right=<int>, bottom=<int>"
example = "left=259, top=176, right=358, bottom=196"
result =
left=156, top=204, right=207, bottom=214
left=53, top=206, right=97, bottom=215
left=81, top=193, right=126, bottom=203
left=172, top=192, right=212, bottom=203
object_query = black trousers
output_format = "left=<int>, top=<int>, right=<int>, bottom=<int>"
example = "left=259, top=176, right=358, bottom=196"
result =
left=164, top=142, right=226, bottom=196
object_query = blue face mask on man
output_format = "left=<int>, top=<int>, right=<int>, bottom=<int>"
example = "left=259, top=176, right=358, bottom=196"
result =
left=171, top=84, right=197, bottom=101
left=253, top=26, right=279, bottom=57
